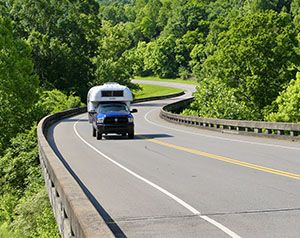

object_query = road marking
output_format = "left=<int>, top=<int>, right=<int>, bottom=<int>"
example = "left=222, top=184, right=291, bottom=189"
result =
left=74, top=118, right=242, bottom=238
left=144, top=108, right=300, bottom=151
left=144, top=137, right=300, bottom=180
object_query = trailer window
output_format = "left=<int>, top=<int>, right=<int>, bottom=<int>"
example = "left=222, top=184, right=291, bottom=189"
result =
left=102, top=90, right=124, bottom=97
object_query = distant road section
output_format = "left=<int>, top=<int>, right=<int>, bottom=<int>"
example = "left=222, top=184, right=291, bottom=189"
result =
left=48, top=80, right=300, bottom=238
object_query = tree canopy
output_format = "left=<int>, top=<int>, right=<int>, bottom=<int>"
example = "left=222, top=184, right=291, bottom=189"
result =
left=1, top=0, right=300, bottom=236
left=0, top=15, right=39, bottom=151
left=2, top=0, right=299, bottom=122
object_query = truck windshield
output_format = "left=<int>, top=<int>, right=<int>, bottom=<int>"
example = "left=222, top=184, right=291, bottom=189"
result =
left=98, top=104, right=129, bottom=113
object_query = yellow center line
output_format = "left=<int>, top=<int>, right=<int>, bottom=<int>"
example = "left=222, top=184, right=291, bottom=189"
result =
left=141, top=136, right=300, bottom=181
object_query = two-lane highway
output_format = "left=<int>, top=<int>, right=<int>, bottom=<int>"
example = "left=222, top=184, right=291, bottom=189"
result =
left=48, top=81, right=300, bottom=238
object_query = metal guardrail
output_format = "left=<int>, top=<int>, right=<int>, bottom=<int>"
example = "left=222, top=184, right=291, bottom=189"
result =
left=160, top=97, right=300, bottom=140
left=37, top=91, right=185, bottom=238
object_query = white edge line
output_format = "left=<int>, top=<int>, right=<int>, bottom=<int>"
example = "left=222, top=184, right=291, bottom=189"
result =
left=201, top=215, right=241, bottom=238
left=73, top=118, right=242, bottom=238
left=144, top=108, right=300, bottom=151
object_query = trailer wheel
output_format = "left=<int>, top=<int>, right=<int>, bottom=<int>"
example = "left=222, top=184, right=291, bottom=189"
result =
left=92, top=127, right=96, bottom=137
left=96, top=131, right=102, bottom=140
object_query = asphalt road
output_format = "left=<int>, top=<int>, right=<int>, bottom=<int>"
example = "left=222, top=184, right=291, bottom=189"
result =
left=48, top=80, right=300, bottom=238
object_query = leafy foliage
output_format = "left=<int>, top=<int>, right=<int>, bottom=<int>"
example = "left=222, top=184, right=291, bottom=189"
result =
left=144, top=35, right=178, bottom=78
left=32, top=89, right=83, bottom=119
left=182, top=78, right=257, bottom=120
left=0, top=15, right=39, bottom=152
left=193, top=10, right=298, bottom=119
left=9, top=0, right=100, bottom=100
left=0, top=88, right=81, bottom=237
left=0, top=126, right=59, bottom=237
left=265, top=72, right=300, bottom=122
left=92, top=21, right=140, bottom=90
left=1, top=0, right=300, bottom=236
left=0, top=14, right=82, bottom=235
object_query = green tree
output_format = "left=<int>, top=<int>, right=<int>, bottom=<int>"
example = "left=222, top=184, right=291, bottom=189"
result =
left=162, top=0, right=209, bottom=38
left=244, top=0, right=292, bottom=13
left=199, top=11, right=298, bottom=118
left=182, top=78, right=257, bottom=120
left=135, top=0, right=162, bottom=40
left=0, top=89, right=81, bottom=237
left=99, top=1, right=129, bottom=25
left=125, top=41, right=151, bottom=76
left=93, top=21, right=139, bottom=89
left=291, top=0, right=300, bottom=34
left=265, top=72, right=300, bottom=122
left=0, top=16, right=39, bottom=153
left=9, top=0, right=100, bottom=100
left=175, top=29, right=205, bottom=78
left=144, top=35, right=178, bottom=78
left=0, top=126, right=60, bottom=238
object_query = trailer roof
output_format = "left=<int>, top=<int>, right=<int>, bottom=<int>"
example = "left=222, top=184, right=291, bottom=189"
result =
left=88, top=83, right=133, bottom=102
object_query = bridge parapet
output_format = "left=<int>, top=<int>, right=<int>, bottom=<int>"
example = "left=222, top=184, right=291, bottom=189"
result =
left=161, top=97, right=300, bottom=140
left=37, top=107, right=114, bottom=238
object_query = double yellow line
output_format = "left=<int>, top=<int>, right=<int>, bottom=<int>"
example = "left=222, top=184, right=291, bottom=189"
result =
left=144, top=137, right=300, bottom=181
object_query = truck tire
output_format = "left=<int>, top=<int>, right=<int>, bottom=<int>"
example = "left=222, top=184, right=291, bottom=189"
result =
left=92, top=127, right=96, bottom=137
left=96, top=131, right=102, bottom=140
left=128, top=130, right=134, bottom=139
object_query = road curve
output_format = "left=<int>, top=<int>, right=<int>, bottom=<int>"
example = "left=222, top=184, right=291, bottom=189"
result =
left=48, top=80, right=300, bottom=238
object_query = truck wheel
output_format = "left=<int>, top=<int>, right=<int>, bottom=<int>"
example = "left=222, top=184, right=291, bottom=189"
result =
left=96, top=131, right=102, bottom=140
left=92, top=127, right=96, bottom=137
left=128, top=131, right=134, bottom=139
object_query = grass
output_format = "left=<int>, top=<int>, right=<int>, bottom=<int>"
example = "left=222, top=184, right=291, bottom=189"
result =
left=134, top=76, right=198, bottom=85
left=0, top=224, right=25, bottom=238
left=133, top=84, right=183, bottom=99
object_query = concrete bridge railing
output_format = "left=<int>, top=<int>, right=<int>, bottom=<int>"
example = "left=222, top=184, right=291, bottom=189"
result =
left=160, top=97, right=300, bottom=140
left=37, top=107, right=115, bottom=238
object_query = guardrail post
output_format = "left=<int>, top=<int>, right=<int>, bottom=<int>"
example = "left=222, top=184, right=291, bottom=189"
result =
left=254, top=128, right=262, bottom=133
left=265, top=129, right=272, bottom=134
left=277, top=130, right=284, bottom=135
left=63, top=210, right=74, bottom=238
left=290, top=131, right=298, bottom=137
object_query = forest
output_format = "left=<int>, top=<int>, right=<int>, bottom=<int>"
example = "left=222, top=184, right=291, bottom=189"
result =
left=0, top=0, right=300, bottom=237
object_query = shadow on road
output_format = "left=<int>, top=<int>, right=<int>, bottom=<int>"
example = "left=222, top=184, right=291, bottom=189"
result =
left=135, top=134, right=173, bottom=139
left=61, top=118, right=89, bottom=122
left=103, top=134, right=173, bottom=140
left=47, top=127, right=127, bottom=238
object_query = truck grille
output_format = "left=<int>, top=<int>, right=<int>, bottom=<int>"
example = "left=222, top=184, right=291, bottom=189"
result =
left=104, top=117, right=128, bottom=124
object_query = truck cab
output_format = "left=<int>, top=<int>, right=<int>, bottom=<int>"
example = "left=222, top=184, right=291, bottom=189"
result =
left=87, top=83, right=137, bottom=140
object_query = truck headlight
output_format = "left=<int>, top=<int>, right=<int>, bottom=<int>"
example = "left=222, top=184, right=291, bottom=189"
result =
left=128, top=117, right=134, bottom=123
left=97, top=118, right=104, bottom=123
